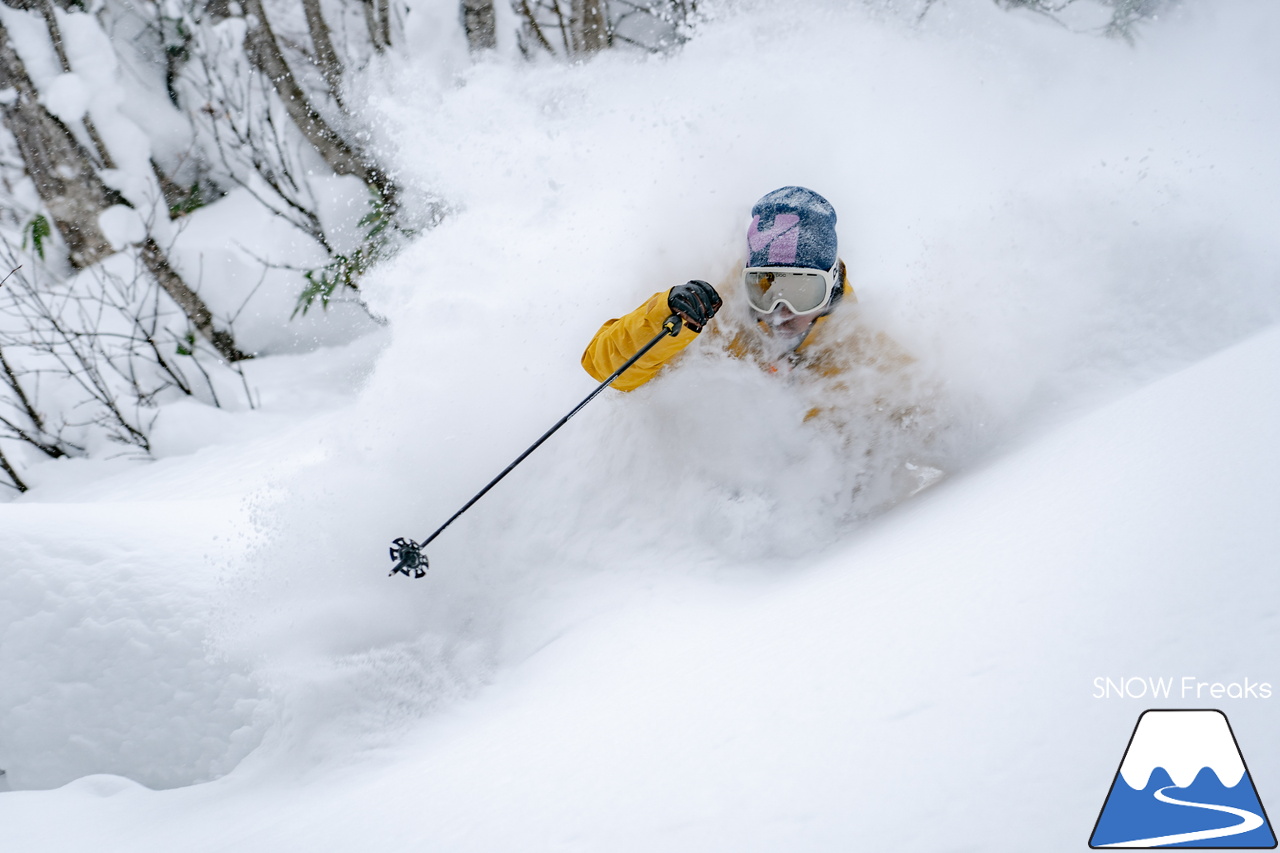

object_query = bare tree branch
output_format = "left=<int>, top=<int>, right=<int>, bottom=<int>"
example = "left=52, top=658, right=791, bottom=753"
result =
left=0, top=443, right=26, bottom=491
left=241, top=0, right=396, bottom=205
left=514, top=0, right=557, bottom=55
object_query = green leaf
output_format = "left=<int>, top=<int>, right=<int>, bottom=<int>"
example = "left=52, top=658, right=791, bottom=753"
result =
left=295, top=186, right=405, bottom=318
left=22, top=214, right=51, bottom=261
left=169, top=183, right=206, bottom=218
left=293, top=265, right=344, bottom=318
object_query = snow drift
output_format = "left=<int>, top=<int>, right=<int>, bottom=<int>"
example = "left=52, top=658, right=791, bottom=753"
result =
left=1, top=0, right=1278, bottom=850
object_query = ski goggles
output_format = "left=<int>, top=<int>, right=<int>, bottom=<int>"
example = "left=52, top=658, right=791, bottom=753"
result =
left=743, top=265, right=837, bottom=316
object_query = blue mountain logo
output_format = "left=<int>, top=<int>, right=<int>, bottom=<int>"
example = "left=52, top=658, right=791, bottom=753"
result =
left=1091, top=709, right=1277, bottom=848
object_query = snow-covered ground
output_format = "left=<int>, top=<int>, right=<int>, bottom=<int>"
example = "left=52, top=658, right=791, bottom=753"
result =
left=2, top=1, right=1279, bottom=849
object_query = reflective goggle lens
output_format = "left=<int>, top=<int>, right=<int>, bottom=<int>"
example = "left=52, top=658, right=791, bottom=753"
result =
left=743, top=269, right=832, bottom=315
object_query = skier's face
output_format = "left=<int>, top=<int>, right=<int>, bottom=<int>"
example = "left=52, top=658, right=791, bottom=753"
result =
left=758, top=304, right=816, bottom=339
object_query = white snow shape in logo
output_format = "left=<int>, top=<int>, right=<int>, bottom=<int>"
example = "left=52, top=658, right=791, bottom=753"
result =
left=1119, top=710, right=1246, bottom=790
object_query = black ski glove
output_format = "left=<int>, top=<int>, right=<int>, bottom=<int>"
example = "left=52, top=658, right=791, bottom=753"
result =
left=667, top=280, right=722, bottom=333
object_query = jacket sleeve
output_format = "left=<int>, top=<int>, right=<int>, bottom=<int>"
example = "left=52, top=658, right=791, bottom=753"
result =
left=581, top=290, right=701, bottom=391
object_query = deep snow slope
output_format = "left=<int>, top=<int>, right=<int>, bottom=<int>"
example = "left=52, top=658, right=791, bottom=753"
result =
left=1, top=291, right=1277, bottom=853
left=2, top=0, right=1279, bottom=849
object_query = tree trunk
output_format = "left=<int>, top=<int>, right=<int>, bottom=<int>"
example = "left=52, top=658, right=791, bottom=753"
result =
left=151, top=158, right=191, bottom=214
left=21, top=0, right=118, bottom=169
left=139, top=238, right=250, bottom=362
left=242, top=0, right=396, bottom=206
left=461, top=0, right=496, bottom=51
left=359, top=0, right=391, bottom=51
left=0, top=21, right=117, bottom=268
left=1, top=21, right=249, bottom=362
left=301, top=0, right=344, bottom=105
left=360, top=0, right=381, bottom=51
left=571, top=0, right=608, bottom=54
left=27, top=1, right=191, bottom=218
left=376, top=0, right=391, bottom=49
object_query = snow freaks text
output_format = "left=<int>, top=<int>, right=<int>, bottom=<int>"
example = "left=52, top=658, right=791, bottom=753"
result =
left=1093, top=677, right=1274, bottom=701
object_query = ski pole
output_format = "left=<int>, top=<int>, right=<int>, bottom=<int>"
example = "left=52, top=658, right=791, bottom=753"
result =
left=388, top=313, right=684, bottom=578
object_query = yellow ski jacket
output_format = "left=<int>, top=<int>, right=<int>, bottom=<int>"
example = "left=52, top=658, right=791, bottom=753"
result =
left=581, top=278, right=911, bottom=392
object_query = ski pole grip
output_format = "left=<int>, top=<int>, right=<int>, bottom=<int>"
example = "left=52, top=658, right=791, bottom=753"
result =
left=663, top=314, right=683, bottom=336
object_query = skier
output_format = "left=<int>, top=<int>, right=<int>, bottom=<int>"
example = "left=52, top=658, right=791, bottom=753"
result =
left=388, top=188, right=934, bottom=578
left=581, top=186, right=914, bottom=394
left=385, top=187, right=936, bottom=577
